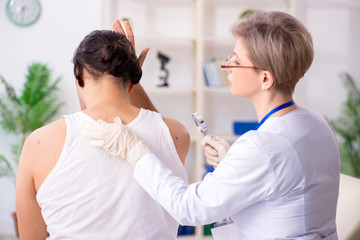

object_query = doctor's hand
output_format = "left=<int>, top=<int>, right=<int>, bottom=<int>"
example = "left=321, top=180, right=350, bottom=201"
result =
left=201, top=134, right=230, bottom=168
left=82, top=117, right=151, bottom=166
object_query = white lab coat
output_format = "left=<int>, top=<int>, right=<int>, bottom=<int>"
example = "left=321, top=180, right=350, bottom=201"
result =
left=134, top=107, right=340, bottom=239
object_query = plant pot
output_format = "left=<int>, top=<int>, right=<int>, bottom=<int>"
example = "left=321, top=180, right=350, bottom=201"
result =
left=12, top=212, right=19, bottom=238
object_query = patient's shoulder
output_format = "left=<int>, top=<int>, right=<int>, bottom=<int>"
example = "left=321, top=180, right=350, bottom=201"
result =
left=20, top=118, right=66, bottom=190
left=25, top=119, right=66, bottom=149
left=162, top=118, right=190, bottom=165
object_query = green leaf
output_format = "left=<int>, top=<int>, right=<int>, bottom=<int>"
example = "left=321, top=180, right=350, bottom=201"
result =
left=0, top=62, right=64, bottom=182
left=11, top=143, right=23, bottom=166
left=0, top=75, right=20, bottom=105
left=239, top=9, right=256, bottom=19
left=331, top=73, right=360, bottom=178
left=0, top=76, right=22, bottom=133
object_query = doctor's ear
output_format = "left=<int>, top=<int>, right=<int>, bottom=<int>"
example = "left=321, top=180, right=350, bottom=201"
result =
left=261, top=71, right=274, bottom=91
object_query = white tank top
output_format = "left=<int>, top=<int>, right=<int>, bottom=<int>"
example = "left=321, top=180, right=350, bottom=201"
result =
left=36, top=109, right=188, bottom=240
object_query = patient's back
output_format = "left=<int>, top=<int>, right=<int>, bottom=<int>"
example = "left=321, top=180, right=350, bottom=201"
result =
left=36, top=109, right=187, bottom=240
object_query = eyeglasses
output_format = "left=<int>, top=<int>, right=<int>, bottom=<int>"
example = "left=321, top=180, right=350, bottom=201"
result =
left=220, top=53, right=263, bottom=71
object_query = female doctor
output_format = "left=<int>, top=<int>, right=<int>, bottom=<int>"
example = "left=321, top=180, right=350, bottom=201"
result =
left=83, top=11, right=340, bottom=239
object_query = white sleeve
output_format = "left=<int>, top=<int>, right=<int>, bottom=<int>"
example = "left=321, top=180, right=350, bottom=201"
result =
left=133, top=138, right=276, bottom=226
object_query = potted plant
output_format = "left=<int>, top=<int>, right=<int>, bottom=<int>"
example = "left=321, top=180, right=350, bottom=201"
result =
left=0, top=62, right=64, bottom=237
left=330, top=73, right=360, bottom=178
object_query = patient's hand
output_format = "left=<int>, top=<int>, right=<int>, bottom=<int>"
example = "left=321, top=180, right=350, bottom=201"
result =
left=112, top=19, right=149, bottom=67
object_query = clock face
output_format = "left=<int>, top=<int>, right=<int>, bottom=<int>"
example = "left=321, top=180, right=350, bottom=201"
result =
left=6, top=0, right=41, bottom=27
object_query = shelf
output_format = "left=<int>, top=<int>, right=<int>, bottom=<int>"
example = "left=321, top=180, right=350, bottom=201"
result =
left=318, top=0, right=360, bottom=8
left=144, top=86, right=195, bottom=94
left=203, top=36, right=235, bottom=47
left=177, top=236, right=213, bottom=240
left=131, top=0, right=193, bottom=7
left=137, top=37, right=195, bottom=47
left=203, top=87, right=231, bottom=94
left=112, top=0, right=194, bottom=41
left=204, top=0, right=288, bottom=10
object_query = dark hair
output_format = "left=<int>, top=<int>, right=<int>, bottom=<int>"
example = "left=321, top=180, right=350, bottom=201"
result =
left=73, top=30, right=142, bottom=87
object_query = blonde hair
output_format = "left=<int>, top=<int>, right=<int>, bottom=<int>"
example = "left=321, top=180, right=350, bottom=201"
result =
left=231, top=11, right=314, bottom=94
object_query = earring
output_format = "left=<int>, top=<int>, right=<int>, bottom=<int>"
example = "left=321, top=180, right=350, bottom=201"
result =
left=262, top=85, right=266, bottom=91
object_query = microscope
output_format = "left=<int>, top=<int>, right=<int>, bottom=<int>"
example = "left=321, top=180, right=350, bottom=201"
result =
left=157, top=51, right=170, bottom=87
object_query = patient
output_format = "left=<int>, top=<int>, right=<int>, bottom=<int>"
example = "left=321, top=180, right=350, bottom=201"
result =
left=15, top=22, right=190, bottom=239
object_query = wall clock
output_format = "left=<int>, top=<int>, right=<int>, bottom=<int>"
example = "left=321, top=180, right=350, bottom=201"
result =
left=6, top=0, right=41, bottom=27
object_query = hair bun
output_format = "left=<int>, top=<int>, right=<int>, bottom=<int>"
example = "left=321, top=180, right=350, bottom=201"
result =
left=73, top=30, right=142, bottom=86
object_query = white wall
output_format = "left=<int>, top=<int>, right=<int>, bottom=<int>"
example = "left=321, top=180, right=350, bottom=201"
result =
left=0, top=0, right=102, bottom=235
left=0, top=0, right=359, bottom=236
left=294, top=0, right=360, bottom=120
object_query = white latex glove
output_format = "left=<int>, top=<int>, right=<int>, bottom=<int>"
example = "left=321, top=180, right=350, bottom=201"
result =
left=201, top=134, right=230, bottom=168
left=81, top=117, right=151, bottom=166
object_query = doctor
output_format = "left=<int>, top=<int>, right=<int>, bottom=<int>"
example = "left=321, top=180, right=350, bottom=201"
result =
left=83, top=11, right=340, bottom=239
